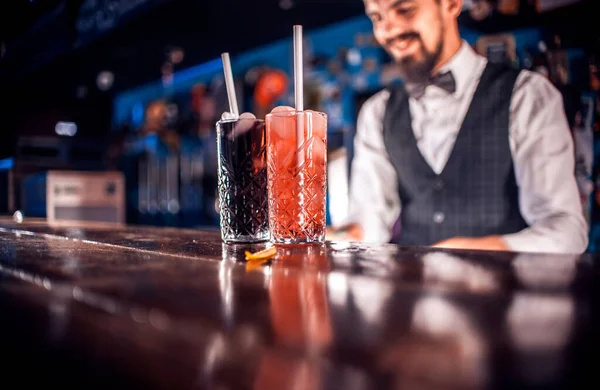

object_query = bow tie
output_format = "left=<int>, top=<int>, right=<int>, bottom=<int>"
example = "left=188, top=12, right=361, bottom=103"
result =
left=406, top=71, right=457, bottom=99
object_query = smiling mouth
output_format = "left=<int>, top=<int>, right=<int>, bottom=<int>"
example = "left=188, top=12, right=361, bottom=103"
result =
left=389, top=36, right=419, bottom=52
left=395, top=39, right=412, bottom=49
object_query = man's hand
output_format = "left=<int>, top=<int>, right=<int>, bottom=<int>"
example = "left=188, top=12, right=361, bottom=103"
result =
left=431, top=236, right=511, bottom=252
left=326, top=223, right=364, bottom=241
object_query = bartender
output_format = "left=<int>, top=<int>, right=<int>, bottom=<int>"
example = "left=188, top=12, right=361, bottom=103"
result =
left=339, top=0, right=588, bottom=253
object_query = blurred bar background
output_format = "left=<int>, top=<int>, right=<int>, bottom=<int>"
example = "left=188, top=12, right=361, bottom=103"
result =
left=1, top=0, right=599, bottom=247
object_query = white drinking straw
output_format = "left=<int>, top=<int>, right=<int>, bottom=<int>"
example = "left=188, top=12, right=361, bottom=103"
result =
left=293, top=25, right=305, bottom=167
left=221, top=52, right=239, bottom=118
left=293, top=26, right=304, bottom=113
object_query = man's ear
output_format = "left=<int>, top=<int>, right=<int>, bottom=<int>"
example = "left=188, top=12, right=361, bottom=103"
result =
left=444, top=0, right=464, bottom=18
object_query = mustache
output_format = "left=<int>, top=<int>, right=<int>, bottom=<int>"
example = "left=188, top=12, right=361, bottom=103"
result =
left=385, top=32, right=421, bottom=46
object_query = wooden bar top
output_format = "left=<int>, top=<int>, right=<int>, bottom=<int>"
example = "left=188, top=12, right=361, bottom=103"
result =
left=0, top=217, right=598, bottom=389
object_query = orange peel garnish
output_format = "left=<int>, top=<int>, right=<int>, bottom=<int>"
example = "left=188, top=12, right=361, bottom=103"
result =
left=245, top=258, right=270, bottom=272
left=244, top=246, right=277, bottom=262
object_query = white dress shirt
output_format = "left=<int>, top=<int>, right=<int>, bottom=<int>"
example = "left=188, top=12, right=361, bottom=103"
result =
left=347, top=42, right=588, bottom=254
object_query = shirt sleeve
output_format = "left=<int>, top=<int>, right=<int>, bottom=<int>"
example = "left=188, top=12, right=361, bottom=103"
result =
left=346, top=90, right=401, bottom=243
left=502, top=71, right=589, bottom=254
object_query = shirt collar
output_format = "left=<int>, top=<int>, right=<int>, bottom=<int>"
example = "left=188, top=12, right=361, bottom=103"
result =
left=439, top=41, right=482, bottom=98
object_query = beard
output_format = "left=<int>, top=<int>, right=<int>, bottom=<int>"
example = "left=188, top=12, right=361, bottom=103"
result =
left=389, top=32, right=444, bottom=84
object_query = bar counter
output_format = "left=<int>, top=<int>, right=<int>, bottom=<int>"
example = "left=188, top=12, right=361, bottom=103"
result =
left=1, top=217, right=599, bottom=389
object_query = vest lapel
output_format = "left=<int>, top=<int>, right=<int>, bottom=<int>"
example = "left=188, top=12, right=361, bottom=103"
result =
left=439, top=64, right=498, bottom=179
left=385, top=64, right=502, bottom=185
left=383, top=85, right=437, bottom=202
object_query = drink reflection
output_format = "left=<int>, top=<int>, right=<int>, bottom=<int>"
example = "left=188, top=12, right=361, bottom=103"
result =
left=506, top=292, right=576, bottom=385
left=221, top=242, right=272, bottom=326
left=421, top=251, right=501, bottom=294
left=218, top=256, right=235, bottom=329
left=380, top=295, right=489, bottom=390
left=512, top=253, right=578, bottom=290
left=269, top=245, right=332, bottom=350
left=506, top=252, right=579, bottom=384
left=253, top=245, right=332, bottom=389
left=507, top=293, right=574, bottom=351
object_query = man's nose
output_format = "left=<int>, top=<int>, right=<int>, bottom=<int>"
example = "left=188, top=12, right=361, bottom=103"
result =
left=379, top=16, right=408, bottom=41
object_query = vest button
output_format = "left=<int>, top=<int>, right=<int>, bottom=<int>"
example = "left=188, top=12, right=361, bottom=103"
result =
left=433, top=212, right=445, bottom=224
left=434, top=178, right=444, bottom=191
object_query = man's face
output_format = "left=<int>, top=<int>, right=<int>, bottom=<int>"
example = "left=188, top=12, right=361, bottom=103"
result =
left=364, top=0, right=448, bottom=82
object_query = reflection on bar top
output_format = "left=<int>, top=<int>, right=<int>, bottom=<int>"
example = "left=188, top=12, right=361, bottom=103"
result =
left=0, top=217, right=598, bottom=390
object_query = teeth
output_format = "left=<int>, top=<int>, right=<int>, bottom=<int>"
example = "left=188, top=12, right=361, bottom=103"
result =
left=398, top=40, right=409, bottom=49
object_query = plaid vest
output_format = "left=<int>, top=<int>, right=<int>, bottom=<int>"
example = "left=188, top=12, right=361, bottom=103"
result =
left=383, top=63, right=528, bottom=246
